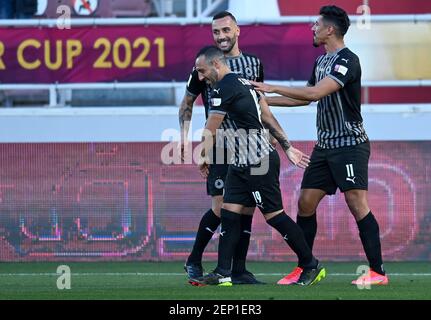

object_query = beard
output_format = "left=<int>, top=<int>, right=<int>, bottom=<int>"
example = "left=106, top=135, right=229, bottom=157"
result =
left=312, top=35, right=320, bottom=47
left=208, top=69, right=219, bottom=86
left=218, top=39, right=236, bottom=54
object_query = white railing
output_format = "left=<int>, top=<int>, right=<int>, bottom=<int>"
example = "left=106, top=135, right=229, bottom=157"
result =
left=0, top=14, right=431, bottom=27
left=1, top=80, right=431, bottom=107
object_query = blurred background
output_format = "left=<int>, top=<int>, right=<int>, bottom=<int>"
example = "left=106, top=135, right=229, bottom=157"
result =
left=0, top=0, right=430, bottom=263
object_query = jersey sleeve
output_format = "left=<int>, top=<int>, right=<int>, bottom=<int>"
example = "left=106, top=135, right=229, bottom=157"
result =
left=186, top=69, right=205, bottom=97
left=328, top=54, right=359, bottom=87
left=208, top=82, right=235, bottom=116
left=307, top=60, right=317, bottom=86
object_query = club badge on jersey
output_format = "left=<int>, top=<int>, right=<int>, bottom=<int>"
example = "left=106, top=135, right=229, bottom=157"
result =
left=334, top=64, right=348, bottom=76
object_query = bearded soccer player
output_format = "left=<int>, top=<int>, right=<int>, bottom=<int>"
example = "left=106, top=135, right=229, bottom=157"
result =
left=251, top=5, right=388, bottom=286
left=179, top=11, right=266, bottom=285
left=193, top=46, right=325, bottom=286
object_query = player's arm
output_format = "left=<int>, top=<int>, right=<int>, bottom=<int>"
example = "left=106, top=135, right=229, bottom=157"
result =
left=178, top=93, right=197, bottom=160
left=179, top=93, right=197, bottom=139
left=265, top=95, right=311, bottom=107
left=256, top=61, right=278, bottom=147
left=251, top=77, right=340, bottom=101
left=179, top=70, right=204, bottom=160
left=259, top=98, right=310, bottom=169
left=260, top=97, right=291, bottom=151
left=199, top=112, right=226, bottom=177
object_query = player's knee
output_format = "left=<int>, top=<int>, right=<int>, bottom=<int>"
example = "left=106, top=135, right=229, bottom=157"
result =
left=344, top=191, right=368, bottom=218
left=345, top=191, right=361, bottom=207
left=211, top=196, right=224, bottom=217
left=212, top=202, right=223, bottom=217
left=212, top=207, right=221, bottom=217
left=297, top=196, right=317, bottom=216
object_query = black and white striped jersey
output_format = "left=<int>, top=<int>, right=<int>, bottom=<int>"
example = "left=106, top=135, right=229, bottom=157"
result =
left=186, top=52, right=264, bottom=118
left=209, top=73, right=274, bottom=167
left=308, top=47, right=368, bottom=149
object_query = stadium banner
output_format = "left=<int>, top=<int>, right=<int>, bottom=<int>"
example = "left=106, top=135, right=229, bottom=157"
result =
left=0, top=141, right=429, bottom=262
left=0, top=22, right=430, bottom=83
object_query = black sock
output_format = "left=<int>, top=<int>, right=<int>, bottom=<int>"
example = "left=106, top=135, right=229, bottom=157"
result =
left=232, top=214, right=253, bottom=274
left=215, top=209, right=241, bottom=276
left=357, top=211, right=385, bottom=275
left=267, top=212, right=316, bottom=268
left=187, top=209, right=220, bottom=265
left=296, top=213, right=317, bottom=251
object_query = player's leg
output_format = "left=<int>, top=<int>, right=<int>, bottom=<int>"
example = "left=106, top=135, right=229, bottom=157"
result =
left=297, top=146, right=336, bottom=250
left=231, top=206, right=265, bottom=284
left=345, top=189, right=388, bottom=285
left=297, top=188, right=326, bottom=250
left=264, top=209, right=326, bottom=286
left=185, top=164, right=227, bottom=282
left=197, top=202, right=248, bottom=286
left=278, top=147, right=335, bottom=285
left=252, top=151, right=325, bottom=285
left=233, top=208, right=253, bottom=275
left=330, top=142, right=388, bottom=285
left=185, top=196, right=222, bottom=280
left=273, top=188, right=327, bottom=285
left=197, top=166, right=255, bottom=286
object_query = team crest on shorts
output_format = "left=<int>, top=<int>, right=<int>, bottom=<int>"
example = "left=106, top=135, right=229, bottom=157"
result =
left=214, top=179, right=224, bottom=189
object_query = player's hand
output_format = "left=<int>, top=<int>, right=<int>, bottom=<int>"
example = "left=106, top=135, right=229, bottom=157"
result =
left=285, top=146, right=310, bottom=169
left=250, top=81, right=275, bottom=93
left=198, top=156, right=210, bottom=178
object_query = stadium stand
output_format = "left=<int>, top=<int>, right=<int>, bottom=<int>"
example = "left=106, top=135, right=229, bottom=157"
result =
left=110, top=0, right=156, bottom=18
left=0, top=0, right=429, bottom=107
left=30, top=0, right=154, bottom=18
left=278, top=0, right=431, bottom=15
left=27, top=0, right=226, bottom=19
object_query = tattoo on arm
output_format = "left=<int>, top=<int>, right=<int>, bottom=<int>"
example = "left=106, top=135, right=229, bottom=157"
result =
left=179, top=95, right=196, bottom=140
left=263, top=118, right=291, bottom=151
left=179, top=104, right=193, bottom=128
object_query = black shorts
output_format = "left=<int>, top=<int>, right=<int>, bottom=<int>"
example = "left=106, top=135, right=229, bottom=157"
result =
left=301, top=141, right=370, bottom=195
left=223, top=151, right=283, bottom=214
left=207, top=163, right=229, bottom=196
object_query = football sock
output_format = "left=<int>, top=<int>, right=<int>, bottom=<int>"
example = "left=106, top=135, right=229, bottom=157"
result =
left=357, top=211, right=385, bottom=275
left=215, top=208, right=241, bottom=276
left=267, top=212, right=317, bottom=269
left=232, top=214, right=253, bottom=274
left=296, top=213, right=317, bottom=251
left=187, top=209, right=220, bottom=265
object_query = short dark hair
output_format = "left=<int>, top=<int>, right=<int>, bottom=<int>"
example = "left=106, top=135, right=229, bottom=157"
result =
left=319, top=5, right=350, bottom=37
left=212, top=11, right=237, bottom=24
left=196, top=45, right=226, bottom=65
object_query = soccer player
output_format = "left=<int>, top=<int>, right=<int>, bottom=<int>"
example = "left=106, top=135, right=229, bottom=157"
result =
left=179, top=11, right=267, bottom=285
left=251, top=5, right=389, bottom=286
left=193, top=45, right=326, bottom=286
